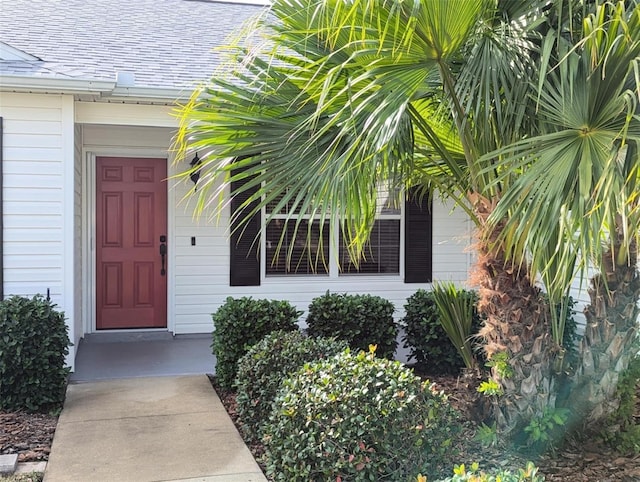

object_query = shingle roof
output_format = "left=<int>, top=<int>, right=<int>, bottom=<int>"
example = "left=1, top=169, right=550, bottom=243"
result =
left=0, top=0, right=266, bottom=89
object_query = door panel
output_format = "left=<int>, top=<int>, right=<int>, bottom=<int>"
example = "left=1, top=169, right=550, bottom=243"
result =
left=96, top=157, right=167, bottom=329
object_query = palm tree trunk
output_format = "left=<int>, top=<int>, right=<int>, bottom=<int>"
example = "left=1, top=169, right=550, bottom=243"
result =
left=473, top=212, right=557, bottom=436
left=570, top=236, right=640, bottom=429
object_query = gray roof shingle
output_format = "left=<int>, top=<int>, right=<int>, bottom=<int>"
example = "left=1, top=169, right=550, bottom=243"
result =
left=0, top=0, right=267, bottom=89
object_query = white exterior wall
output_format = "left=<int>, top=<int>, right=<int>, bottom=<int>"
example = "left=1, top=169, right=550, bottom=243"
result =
left=0, top=92, right=78, bottom=364
left=81, top=122, right=473, bottom=335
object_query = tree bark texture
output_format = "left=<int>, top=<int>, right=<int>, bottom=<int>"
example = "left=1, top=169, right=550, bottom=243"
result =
left=472, top=217, right=557, bottom=436
left=571, top=237, right=640, bottom=428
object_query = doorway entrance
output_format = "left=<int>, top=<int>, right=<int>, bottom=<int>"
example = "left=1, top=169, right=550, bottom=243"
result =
left=95, top=156, right=167, bottom=329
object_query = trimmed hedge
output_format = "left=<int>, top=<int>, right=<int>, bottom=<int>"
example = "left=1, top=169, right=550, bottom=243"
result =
left=306, top=292, right=397, bottom=358
left=264, top=348, right=461, bottom=481
left=212, top=297, right=301, bottom=389
left=0, top=295, right=70, bottom=412
left=235, top=330, right=347, bottom=442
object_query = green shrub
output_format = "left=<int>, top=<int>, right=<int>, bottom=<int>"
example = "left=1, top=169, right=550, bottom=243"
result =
left=235, top=330, right=347, bottom=442
left=0, top=295, right=70, bottom=412
left=306, top=292, right=397, bottom=358
left=606, top=354, right=640, bottom=453
left=263, top=347, right=461, bottom=481
left=432, top=282, right=478, bottom=369
left=557, top=295, right=578, bottom=355
left=402, top=289, right=483, bottom=374
left=434, top=461, right=543, bottom=481
left=212, top=297, right=301, bottom=389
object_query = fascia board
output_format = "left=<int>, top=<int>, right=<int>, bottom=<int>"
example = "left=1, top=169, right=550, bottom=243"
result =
left=0, top=75, right=195, bottom=102
left=0, top=74, right=116, bottom=94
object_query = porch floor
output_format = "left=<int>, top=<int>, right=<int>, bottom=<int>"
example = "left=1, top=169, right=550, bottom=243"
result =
left=70, top=332, right=216, bottom=382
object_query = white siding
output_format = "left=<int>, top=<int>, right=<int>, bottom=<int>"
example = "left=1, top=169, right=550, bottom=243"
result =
left=1, top=93, right=65, bottom=297
left=0, top=92, right=77, bottom=364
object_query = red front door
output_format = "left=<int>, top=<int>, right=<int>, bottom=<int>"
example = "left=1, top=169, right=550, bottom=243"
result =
left=96, top=157, right=168, bottom=329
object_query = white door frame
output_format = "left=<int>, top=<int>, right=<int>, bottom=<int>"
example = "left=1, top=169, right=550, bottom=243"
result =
left=82, top=147, right=176, bottom=335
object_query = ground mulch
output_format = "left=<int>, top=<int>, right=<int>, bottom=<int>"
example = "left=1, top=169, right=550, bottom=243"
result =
left=0, top=412, right=57, bottom=463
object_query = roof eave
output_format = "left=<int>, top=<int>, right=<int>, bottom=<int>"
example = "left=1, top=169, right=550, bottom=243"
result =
left=0, top=74, right=116, bottom=94
left=0, top=74, right=195, bottom=101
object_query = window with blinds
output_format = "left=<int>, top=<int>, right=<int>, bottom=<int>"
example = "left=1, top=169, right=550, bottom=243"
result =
left=265, top=219, right=330, bottom=275
left=338, top=219, right=400, bottom=274
left=230, top=180, right=432, bottom=284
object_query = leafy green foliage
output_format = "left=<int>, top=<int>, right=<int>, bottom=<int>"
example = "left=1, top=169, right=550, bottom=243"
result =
left=433, top=461, right=543, bottom=482
left=0, top=295, right=70, bottom=412
left=306, top=292, right=398, bottom=358
left=235, top=330, right=347, bottom=442
left=477, top=380, right=503, bottom=397
left=523, top=407, right=570, bottom=452
left=402, top=289, right=483, bottom=374
left=474, top=423, right=498, bottom=448
left=606, top=355, right=640, bottom=454
left=542, top=293, right=578, bottom=361
left=211, top=297, right=300, bottom=389
left=486, top=352, right=513, bottom=379
left=431, top=283, right=478, bottom=369
left=263, top=347, right=461, bottom=481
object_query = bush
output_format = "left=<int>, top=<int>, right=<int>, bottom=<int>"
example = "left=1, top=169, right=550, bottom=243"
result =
left=235, top=330, right=347, bottom=442
left=306, top=292, right=397, bottom=358
left=263, top=347, right=461, bottom=481
left=212, top=297, right=301, bottom=389
left=432, top=282, right=478, bottom=369
left=0, top=295, right=70, bottom=412
left=434, top=461, right=543, bottom=482
left=402, top=289, right=483, bottom=374
left=606, top=354, right=640, bottom=453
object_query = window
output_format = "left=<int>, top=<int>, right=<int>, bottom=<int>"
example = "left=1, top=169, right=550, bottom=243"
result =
left=266, top=219, right=330, bottom=275
left=338, top=188, right=402, bottom=275
left=229, top=174, right=432, bottom=286
left=339, top=220, right=401, bottom=274
left=264, top=190, right=329, bottom=275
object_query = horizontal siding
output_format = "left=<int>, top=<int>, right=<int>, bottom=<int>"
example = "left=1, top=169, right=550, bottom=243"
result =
left=4, top=228, right=62, bottom=242
left=3, top=160, right=63, bottom=175
left=4, top=147, right=67, bottom=162
left=1, top=106, right=66, bottom=122
left=3, top=120, right=62, bottom=134
left=0, top=93, right=68, bottom=301
left=4, top=133, right=63, bottom=149
left=3, top=241, right=63, bottom=256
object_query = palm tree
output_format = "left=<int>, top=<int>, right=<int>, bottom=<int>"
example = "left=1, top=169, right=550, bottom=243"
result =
left=489, top=0, right=640, bottom=430
left=175, top=0, right=640, bottom=439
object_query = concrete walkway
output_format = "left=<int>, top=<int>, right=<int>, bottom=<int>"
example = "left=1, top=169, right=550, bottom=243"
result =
left=44, top=375, right=267, bottom=482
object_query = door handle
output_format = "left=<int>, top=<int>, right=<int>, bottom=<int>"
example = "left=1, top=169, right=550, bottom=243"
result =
left=160, top=235, right=167, bottom=276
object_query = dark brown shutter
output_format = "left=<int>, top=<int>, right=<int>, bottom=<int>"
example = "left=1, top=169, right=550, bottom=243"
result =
left=404, top=187, right=432, bottom=283
left=230, top=166, right=260, bottom=286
